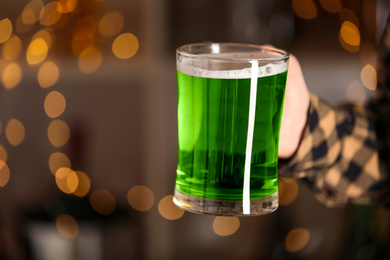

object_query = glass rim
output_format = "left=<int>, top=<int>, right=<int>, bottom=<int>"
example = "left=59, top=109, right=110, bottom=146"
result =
left=176, top=42, right=289, bottom=62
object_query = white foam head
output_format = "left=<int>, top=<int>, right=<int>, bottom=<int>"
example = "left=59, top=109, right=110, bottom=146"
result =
left=178, top=57, right=288, bottom=79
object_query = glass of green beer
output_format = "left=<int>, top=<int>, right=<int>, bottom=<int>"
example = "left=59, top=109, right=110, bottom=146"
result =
left=173, top=43, right=289, bottom=216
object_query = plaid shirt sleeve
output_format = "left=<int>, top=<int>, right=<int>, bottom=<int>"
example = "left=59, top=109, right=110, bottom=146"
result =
left=279, top=16, right=390, bottom=208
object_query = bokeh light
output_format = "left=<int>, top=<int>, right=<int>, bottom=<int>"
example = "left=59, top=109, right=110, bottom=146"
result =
left=0, top=160, right=10, bottom=187
left=26, top=38, right=48, bottom=65
left=5, top=118, right=25, bottom=147
left=359, top=41, right=378, bottom=66
left=47, top=119, right=70, bottom=147
left=285, top=228, right=311, bottom=252
left=77, top=46, right=103, bottom=74
left=55, top=167, right=78, bottom=194
left=49, top=152, right=71, bottom=175
left=72, top=171, right=91, bottom=197
left=279, top=177, right=299, bottom=206
left=56, top=214, right=79, bottom=239
left=39, top=1, right=62, bottom=26
left=57, top=0, right=78, bottom=13
left=2, top=35, right=23, bottom=61
left=71, top=15, right=96, bottom=55
left=0, top=145, right=8, bottom=163
left=158, top=195, right=184, bottom=220
left=339, top=8, right=359, bottom=27
left=319, top=0, right=341, bottom=13
left=360, top=64, right=377, bottom=91
left=0, top=18, right=13, bottom=44
left=98, top=12, right=124, bottom=37
left=292, top=0, right=318, bottom=20
left=16, top=14, right=35, bottom=34
left=347, top=80, right=366, bottom=105
left=32, top=29, right=54, bottom=49
left=22, top=0, right=44, bottom=25
left=2, top=62, right=22, bottom=89
left=44, top=90, right=66, bottom=118
left=90, top=189, right=116, bottom=215
left=340, top=21, right=360, bottom=47
left=127, top=185, right=155, bottom=212
left=38, top=61, right=60, bottom=88
left=112, top=33, right=139, bottom=59
left=213, top=216, right=240, bottom=236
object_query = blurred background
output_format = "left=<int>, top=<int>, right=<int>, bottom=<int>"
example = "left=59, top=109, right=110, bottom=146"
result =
left=0, top=0, right=389, bottom=259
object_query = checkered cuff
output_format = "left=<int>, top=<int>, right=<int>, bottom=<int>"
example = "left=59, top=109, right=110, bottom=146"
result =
left=279, top=93, right=381, bottom=207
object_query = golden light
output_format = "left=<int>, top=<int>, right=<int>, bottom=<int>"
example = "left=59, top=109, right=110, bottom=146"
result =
left=279, top=177, right=299, bottom=206
left=340, top=21, right=360, bottom=47
left=27, top=38, right=48, bottom=65
left=285, top=228, right=310, bottom=252
left=57, top=0, right=78, bottom=13
left=49, top=152, right=71, bottom=175
left=47, top=119, right=70, bottom=147
left=319, top=0, right=341, bottom=13
left=78, top=46, right=103, bottom=74
left=292, top=0, right=318, bottom=20
left=339, top=33, right=359, bottom=53
left=112, top=33, right=139, bottom=59
left=0, top=145, right=7, bottom=163
left=213, top=217, right=240, bottom=236
left=38, top=61, right=60, bottom=88
left=0, top=160, right=10, bottom=187
left=32, top=29, right=54, bottom=49
left=361, top=64, right=377, bottom=91
left=5, top=118, right=25, bottom=147
left=22, top=0, right=44, bottom=25
left=56, top=214, right=79, bottom=239
left=71, top=27, right=95, bottom=55
left=2, top=62, right=22, bottom=89
left=127, top=185, right=155, bottom=212
left=347, top=80, right=366, bottom=106
left=39, top=1, right=62, bottom=26
left=55, top=167, right=78, bottom=194
left=72, top=171, right=91, bottom=197
left=98, top=12, right=125, bottom=37
left=44, top=91, right=66, bottom=118
left=158, top=195, right=184, bottom=220
left=16, top=15, right=35, bottom=34
left=90, top=189, right=116, bottom=215
left=359, top=41, right=377, bottom=67
left=2, top=35, right=23, bottom=61
left=0, top=19, right=13, bottom=44
left=339, top=8, right=359, bottom=27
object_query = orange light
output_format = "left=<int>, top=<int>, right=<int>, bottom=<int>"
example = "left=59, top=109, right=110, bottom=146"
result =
left=292, top=0, right=318, bottom=20
left=112, top=33, right=139, bottom=59
left=72, top=171, right=91, bottom=197
left=77, top=47, right=102, bottom=74
left=47, top=119, right=70, bottom=147
left=38, top=61, right=60, bottom=88
left=98, top=12, right=124, bottom=37
left=90, top=189, right=116, bottom=215
left=158, top=195, right=184, bottom=220
left=0, top=18, right=13, bottom=44
left=22, top=0, right=44, bottom=25
left=56, top=214, right=79, bottom=239
left=5, top=118, right=25, bottom=147
left=2, top=62, right=22, bottom=89
left=26, top=38, right=48, bottom=65
left=0, top=160, right=10, bottom=187
left=127, top=185, right=155, bottom=212
left=39, top=1, right=62, bottom=26
left=340, top=21, right=360, bottom=47
left=285, top=228, right=310, bottom=252
left=319, top=0, right=341, bottom=13
left=213, top=217, right=240, bottom=236
left=49, top=152, right=71, bottom=175
left=57, top=0, right=78, bottom=13
left=44, top=91, right=66, bottom=118
left=2, top=35, right=23, bottom=61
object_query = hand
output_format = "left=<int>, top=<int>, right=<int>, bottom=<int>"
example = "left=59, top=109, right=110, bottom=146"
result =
left=278, top=54, right=310, bottom=158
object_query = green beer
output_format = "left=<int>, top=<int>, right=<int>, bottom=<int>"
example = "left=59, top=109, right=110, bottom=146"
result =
left=173, top=43, right=289, bottom=216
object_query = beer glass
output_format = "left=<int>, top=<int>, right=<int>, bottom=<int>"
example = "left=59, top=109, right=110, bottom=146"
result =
left=173, top=43, right=289, bottom=216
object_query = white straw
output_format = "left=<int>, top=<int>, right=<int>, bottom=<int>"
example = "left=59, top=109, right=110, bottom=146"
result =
left=243, top=60, right=258, bottom=214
